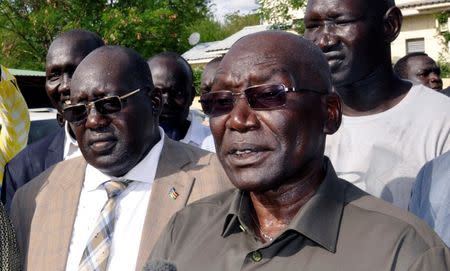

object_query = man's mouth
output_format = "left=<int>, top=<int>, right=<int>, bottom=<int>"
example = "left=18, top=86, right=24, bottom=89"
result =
left=225, top=145, right=271, bottom=166
left=325, top=52, right=344, bottom=70
left=61, top=96, right=71, bottom=106
left=88, top=135, right=117, bottom=153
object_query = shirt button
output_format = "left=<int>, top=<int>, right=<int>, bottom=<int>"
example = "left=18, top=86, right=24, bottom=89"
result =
left=251, top=250, right=262, bottom=262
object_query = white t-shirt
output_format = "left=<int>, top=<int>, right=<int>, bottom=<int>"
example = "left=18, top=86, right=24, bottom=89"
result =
left=325, top=85, right=450, bottom=209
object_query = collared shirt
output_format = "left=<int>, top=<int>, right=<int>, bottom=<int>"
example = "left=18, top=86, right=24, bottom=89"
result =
left=63, top=122, right=81, bottom=160
left=150, top=158, right=450, bottom=271
left=409, top=150, right=450, bottom=247
left=180, top=118, right=215, bottom=153
left=65, top=128, right=165, bottom=271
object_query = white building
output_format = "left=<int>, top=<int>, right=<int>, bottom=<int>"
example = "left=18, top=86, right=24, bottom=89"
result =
left=392, top=0, right=450, bottom=62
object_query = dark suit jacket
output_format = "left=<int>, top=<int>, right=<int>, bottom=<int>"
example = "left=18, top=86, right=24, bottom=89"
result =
left=1, top=127, right=65, bottom=211
left=11, top=137, right=232, bottom=271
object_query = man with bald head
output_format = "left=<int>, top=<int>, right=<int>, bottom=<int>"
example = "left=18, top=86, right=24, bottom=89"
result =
left=11, top=46, right=230, bottom=271
left=1, top=29, right=104, bottom=211
left=149, top=31, right=450, bottom=270
left=304, top=0, right=450, bottom=209
left=200, top=56, right=223, bottom=95
left=148, top=52, right=215, bottom=152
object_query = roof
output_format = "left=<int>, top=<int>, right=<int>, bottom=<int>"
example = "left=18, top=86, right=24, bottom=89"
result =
left=397, top=0, right=450, bottom=8
left=8, top=68, right=45, bottom=77
left=183, top=25, right=271, bottom=64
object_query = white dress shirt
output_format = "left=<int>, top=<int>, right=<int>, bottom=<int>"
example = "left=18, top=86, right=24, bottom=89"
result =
left=180, top=118, right=215, bottom=152
left=65, top=128, right=165, bottom=271
left=63, top=122, right=81, bottom=160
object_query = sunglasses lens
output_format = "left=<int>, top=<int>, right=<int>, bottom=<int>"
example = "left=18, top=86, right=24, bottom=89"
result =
left=246, top=84, right=286, bottom=109
left=63, top=105, right=88, bottom=123
left=200, top=92, right=234, bottom=117
left=95, top=97, right=122, bottom=114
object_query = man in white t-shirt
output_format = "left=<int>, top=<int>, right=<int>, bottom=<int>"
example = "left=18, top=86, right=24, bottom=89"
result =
left=148, top=52, right=215, bottom=152
left=304, top=0, right=450, bottom=208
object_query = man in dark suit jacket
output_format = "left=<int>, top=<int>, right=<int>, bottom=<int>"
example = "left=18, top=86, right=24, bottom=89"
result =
left=0, top=29, right=104, bottom=211
left=1, top=128, right=64, bottom=210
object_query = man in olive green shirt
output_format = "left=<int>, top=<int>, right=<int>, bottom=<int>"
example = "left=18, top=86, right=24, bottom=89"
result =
left=149, top=31, right=450, bottom=270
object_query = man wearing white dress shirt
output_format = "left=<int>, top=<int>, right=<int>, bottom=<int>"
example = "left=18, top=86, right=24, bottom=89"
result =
left=1, top=29, right=103, bottom=211
left=148, top=52, right=215, bottom=152
left=11, top=45, right=231, bottom=271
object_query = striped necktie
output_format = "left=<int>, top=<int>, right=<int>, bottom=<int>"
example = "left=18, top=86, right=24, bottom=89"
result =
left=78, top=180, right=131, bottom=271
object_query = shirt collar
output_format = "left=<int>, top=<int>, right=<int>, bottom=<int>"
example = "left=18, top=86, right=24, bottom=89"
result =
left=63, top=121, right=79, bottom=159
left=180, top=118, right=205, bottom=146
left=222, top=158, right=344, bottom=253
left=84, top=127, right=165, bottom=191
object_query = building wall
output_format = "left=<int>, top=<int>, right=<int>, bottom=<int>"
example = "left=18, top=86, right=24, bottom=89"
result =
left=391, top=13, right=447, bottom=63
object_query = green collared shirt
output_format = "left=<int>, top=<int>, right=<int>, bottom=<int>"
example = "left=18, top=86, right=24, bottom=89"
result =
left=150, top=159, right=450, bottom=271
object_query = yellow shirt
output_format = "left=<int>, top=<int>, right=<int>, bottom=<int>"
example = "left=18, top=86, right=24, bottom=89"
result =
left=0, top=65, right=30, bottom=185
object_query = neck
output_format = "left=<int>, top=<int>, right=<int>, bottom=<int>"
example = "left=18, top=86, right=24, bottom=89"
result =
left=249, top=159, right=325, bottom=242
left=160, top=119, right=190, bottom=141
left=335, top=64, right=411, bottom=116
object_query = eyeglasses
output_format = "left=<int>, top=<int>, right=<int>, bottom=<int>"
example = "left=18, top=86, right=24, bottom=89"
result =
left=63, top=88, right=141, bottom=123
left=199, top=84, right=325, bottom=117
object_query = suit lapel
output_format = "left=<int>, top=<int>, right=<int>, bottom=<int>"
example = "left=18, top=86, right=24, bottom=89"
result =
left=45, top=127, right=65, bottom=168
left=136, top=138, right=195, bottom=270
left=30, top=157, right=86, bottom=270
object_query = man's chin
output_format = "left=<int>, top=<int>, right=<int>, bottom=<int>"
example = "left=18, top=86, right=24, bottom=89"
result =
left=90, top=158, right=134, bottom=177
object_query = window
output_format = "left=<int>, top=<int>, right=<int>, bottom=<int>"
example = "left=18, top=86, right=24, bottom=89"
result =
left=406, top=38, right=425, bottom=54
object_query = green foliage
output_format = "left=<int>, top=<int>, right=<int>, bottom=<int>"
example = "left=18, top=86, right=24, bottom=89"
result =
left=192, top=67, right=203, bottom=96
left=188, top=12, right=261, bottom=43
left=439, top=61, right=450, bottom=78
left=188, top=17, right=227, bottom=43
left=438, top=53, right=450, bottom=78
left=436, top=12, right=450, bottom=44
left=437, top=12, right=449, bottom=25
left=0, top=0, right=210, bottom=70
left=221, top=13, right=260, bottom=36
left=258, top=0, right=305, bottom=32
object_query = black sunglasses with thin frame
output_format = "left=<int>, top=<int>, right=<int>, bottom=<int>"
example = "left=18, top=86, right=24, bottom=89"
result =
left=199, top=83, right=325, bottom=117
left=63, top=88, right=141, bottom=123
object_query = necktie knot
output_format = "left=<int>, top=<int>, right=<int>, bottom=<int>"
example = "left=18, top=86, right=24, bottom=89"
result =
left=103, top=180, right=130, bottom=199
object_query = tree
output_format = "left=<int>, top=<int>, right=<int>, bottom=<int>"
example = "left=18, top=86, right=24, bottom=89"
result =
left=257, top=0, right=305, bottom=33
left=0, top=0, right=211, bottom=70
left=187, top=12, right=261, bottom=45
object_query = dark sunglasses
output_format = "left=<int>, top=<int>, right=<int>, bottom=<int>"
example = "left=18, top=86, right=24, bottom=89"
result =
left=63, top=88, right=141, bottom=123
left=199, top=84, right=325, bottom=117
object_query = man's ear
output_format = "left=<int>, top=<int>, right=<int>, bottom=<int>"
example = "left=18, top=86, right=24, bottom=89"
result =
left=150, top=87, right=162, bottom=116
left=323, top=93, right=342, bottom=135
left=383, top=6, right=402, bottom=43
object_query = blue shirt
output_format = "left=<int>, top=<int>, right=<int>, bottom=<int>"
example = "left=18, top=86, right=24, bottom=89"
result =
left=409, top=151, right=450, bottom=246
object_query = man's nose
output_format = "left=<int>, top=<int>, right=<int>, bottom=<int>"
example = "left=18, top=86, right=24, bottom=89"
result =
left=84, top=107, right=110, bottom=129
left=58, top=73, right=71, bottom=94
left=225, top=97, right=260, bottom=132
left=317, top=25, right=339, bottom=51
left=428, top=72, right=441, bottom=82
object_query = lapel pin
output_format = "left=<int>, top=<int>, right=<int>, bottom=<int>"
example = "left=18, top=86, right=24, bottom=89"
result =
left=168, top=187, right=179, bottom=200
